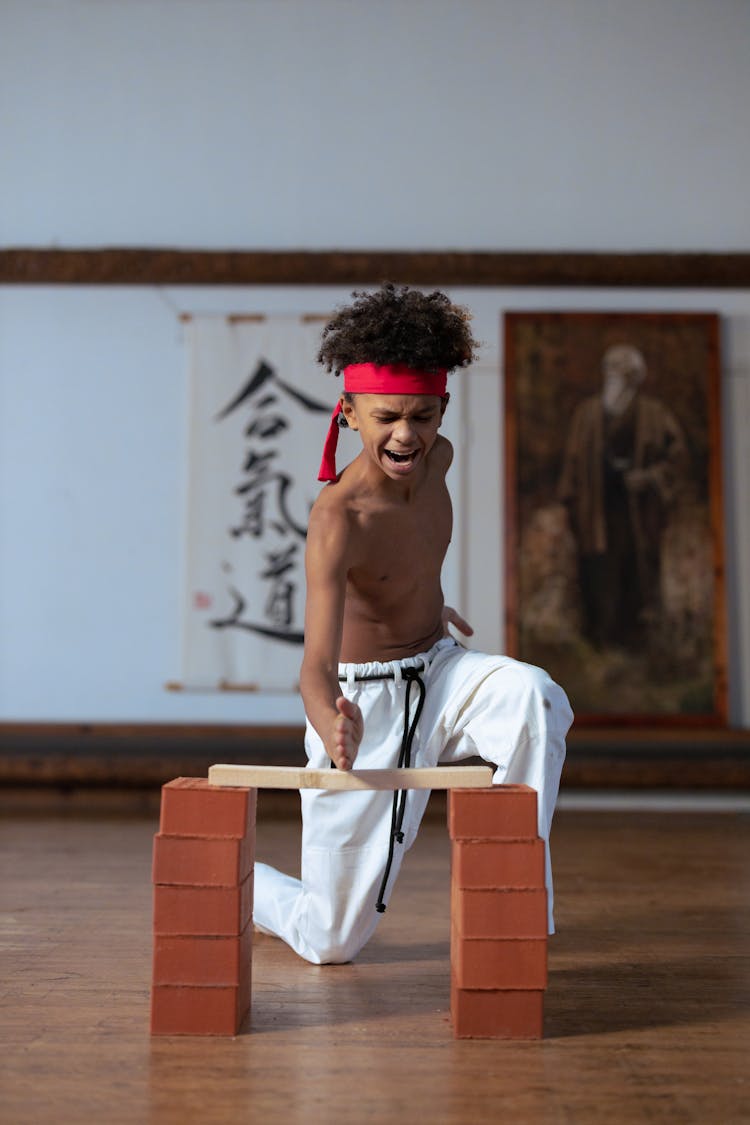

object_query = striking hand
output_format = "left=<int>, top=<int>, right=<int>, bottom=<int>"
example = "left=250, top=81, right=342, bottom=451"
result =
left=330, top=696, right=364, bottom=770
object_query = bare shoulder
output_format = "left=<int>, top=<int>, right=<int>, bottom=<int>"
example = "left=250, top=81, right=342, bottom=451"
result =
left=431, top=434, right=454, bottom=474
left=307, top=484, right=357, bottom=572
left=309, top=484, right=351, bottom=539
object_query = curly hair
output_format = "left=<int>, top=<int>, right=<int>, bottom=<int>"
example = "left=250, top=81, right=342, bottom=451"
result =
left=317, top=283, right=477, bottom=375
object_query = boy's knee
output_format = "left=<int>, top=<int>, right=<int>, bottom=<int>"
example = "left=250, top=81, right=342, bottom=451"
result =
left=517, top=663, right=572, bottom=725
left=304, top=930, right=363, bottom=965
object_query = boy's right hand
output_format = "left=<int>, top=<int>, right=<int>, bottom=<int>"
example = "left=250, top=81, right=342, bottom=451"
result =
left=329, top=696, right=364, bottom=770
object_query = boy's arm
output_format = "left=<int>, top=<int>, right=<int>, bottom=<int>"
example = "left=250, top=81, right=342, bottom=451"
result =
left=300, top=503, right=363, bottom=770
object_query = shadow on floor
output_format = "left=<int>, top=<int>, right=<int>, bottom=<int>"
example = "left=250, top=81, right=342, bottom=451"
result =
left=545, top=953, right=750, bottom=1038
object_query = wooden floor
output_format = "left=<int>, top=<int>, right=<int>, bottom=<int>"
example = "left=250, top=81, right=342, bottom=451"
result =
left=2, top=802, right=749, bottom=1124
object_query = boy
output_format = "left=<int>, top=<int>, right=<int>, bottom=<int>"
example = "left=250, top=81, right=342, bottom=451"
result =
left=253, top=284, right=573, bottom=964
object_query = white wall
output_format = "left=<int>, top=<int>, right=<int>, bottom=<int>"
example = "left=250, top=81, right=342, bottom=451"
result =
left=3, top=0, right=749, bottom=250
left=2, top=0, right=749, bottom=726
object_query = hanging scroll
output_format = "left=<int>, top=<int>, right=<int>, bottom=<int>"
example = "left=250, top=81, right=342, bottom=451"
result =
left=182, top=314, right=340, bottom=691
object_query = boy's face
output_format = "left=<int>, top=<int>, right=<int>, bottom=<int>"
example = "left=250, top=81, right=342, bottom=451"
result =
left=341, top=393, right=448, bottom=480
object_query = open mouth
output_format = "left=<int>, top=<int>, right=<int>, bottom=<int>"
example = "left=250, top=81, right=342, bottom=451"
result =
left=384, top=449, right=417, bottom=464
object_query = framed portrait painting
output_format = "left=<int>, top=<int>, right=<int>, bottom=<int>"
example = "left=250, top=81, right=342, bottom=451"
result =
left=503, top=311, right=727, bottom=726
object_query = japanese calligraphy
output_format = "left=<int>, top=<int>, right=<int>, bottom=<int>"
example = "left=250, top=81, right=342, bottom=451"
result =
left=210, top=358, right=330, bottom=644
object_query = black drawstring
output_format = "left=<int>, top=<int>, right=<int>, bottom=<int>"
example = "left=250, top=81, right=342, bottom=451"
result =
left=335, top=660, right=429, bottom=913
left=375, top=665, right=426, bottom=912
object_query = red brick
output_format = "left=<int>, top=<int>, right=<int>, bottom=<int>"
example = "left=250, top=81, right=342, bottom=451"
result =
left=152, top=922, right=252, bottom=985
left=153, top=873, right=254, bottom=936
left=451, top=838, right=545, bottom=889
left=451, top=932, right=547, bottom=990
left=451, top=985, right=544, bottom=1039
left=447, top=786, right=538, bottom=840
left=452, top=883, right=547, bottom=939
left=159, top=778, right=257, bottom=838
left=150, top=975, right=251, bottom=1036
left=152, top=832, right=255, bottom=887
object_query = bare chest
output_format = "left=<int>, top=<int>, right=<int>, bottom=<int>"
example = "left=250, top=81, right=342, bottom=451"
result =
left=349, top=495, right=452, bottom=588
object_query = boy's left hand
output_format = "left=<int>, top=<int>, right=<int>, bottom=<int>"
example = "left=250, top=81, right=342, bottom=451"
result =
left=442, top=605, right=474, bottom=638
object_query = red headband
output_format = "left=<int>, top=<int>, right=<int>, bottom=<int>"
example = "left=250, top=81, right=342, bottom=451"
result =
left=317, top=363, right=448, bottom=482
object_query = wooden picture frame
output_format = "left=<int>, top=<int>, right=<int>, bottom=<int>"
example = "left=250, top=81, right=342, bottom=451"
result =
left=504, top=311, right=727, bottom=726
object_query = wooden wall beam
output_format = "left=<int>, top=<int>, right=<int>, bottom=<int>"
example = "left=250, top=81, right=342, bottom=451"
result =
left=2, top=248, right=750, bottom=287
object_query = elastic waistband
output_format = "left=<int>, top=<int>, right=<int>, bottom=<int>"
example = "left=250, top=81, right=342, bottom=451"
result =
left=338, top=636, right=456, bottom=684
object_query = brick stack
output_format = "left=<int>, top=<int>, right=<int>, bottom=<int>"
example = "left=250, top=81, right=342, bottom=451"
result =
left=150, top=778, right=257, bottom=1036
left=448, top=784, right=547, bottom=1039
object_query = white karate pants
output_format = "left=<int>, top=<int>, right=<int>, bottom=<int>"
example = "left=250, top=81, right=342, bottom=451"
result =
left=254, top=638, right=573, bottom=964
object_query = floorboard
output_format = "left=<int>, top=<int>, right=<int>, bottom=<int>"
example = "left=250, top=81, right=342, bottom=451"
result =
left=1, top=804, right=748, bottom=1124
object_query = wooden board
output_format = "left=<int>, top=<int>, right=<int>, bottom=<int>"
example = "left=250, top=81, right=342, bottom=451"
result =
left=207, top=764, right=494, bottom=791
